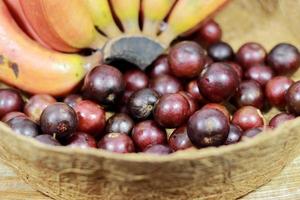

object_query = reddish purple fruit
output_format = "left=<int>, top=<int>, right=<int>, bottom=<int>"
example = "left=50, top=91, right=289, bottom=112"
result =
left=242, top=127, right=263, bottom=139
left=267, top=43, right=300, bottom=74
left=236, top=42, right=267, bottom=70
left=154, top=93, right=190, bottom=128
left=67, top=132, right=97, bottom=148
left=0, top=89, right=24, bottom=119
left=1, top=111, right=26, bottom=123
left=269, top=113, right=295, bottom=128
left=132, top=120, right=167, bottom=151
left=123, top=69, right=149, bottom=92
left=244, top=65, right=274, bottom=87
left=35, top=134, right=61, bottom=146
left=106, top=113, right=134, bottom=135
left=265, top=76, right=294, bottom=109
left=207, top=41, right=234, bottom=62
left=144, top=144, right=172, bottom=155
left=234, top=80, right=264, bottom=109
left=179, top=91, right=199, bottom=116
left=98, top=133, right=135, bottom=153
left=224, top=124, right=243, bottom=145
left=186, top=79, right=205, bottom=104
left=169, top=126, right=193, bottom=151
left=197, top=62, right=240, bottom=102
left=286, top=81, right=300, bottom=115
left=202, top=103, right=231, bottom=121
left=197, top=19, right=222, bottom=47
left=187, top=108, right=229, bottom=147
left=148, top=55, right=171, bottom=78
left=150, top=74, right=183, bottom=96
left=224, top=62, right=243, bottom=81
left=232, top=106, right=265, bottom=131
left=24, top=94, right=56, bottom=123
left=7, top=116, right=39, bottom=137
left=74, top=100, right=106, bottom=138
left=63, top=94, right=82, bottom=108
left=168, top=41, right=206, bottom=78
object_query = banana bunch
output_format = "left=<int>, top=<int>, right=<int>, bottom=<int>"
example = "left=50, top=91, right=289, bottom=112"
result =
left=0, top=0, right=228, bottom=96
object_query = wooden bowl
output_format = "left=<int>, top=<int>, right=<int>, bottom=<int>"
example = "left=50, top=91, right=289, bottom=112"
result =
left=1, top=0, right=300, bottom=199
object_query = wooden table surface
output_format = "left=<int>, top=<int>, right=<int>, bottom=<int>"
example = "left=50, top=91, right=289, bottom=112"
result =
left=0, top=156, right=300, bottom=200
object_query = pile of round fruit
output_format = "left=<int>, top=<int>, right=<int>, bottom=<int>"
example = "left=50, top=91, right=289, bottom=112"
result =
left=1, top=20, right=300, bottom=155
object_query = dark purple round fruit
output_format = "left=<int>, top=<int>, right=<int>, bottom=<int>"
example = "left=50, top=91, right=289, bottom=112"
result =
left=35, top=134, right=61, bottom=146
left=74, top=100, right=106, bottom=137
left=224, top=124, right=243, bottom=145
left=128, top=88, right=159, bottom=120
left=267, top=43, right=300, bottom=74
left=7, top=116, right=39, bottom=137
left=236, top=42, right=266, bottom=70
left=67, top=132, right=97, bottom=148
left=265, top=76, right=294, bottom=109
left=132, top=120, right=167, bottom=151
left=24, top=94, right=56, bottom=123
left=98, top=133, right=135, bottom=153
left=234, top=80, right=264, bottom=109
left=0, top=89, right=24, bottom=119
left=197, top=62, right=240, bottom=102
left=242, top=127, right=263, bottom=139
left=150, top=74, right=183, bottom=96
left=106, top=113, right=134, bottom=135
left=207, top=41, right=234, bottom=62
left=224, top=62, right=243, bottom=81
left=187, top=108, right=229, bottom=147
left=232, top=106, right=265, bottom=131
left=1, top=111, right=26, bottom=123
left=148, top=55, right=171, bottom=78
left=244, top=65, right=274, bottom=87
left=169, top=126, right=193, bottom=151
left=154, top=93, right=190, bottom=128
left=197, top=19, right=222, bottom=47
left=286, top=81, right=300, bottom=115
left=168, top=41, right=206, bottom=78
left=178, top=91, right=199, bottom=116
left=144, top=144, right=172, bottom=155
left=186, top=79, right=205, bottom=104
left=40, top=103, right=77, bottom=139
left=202, top=103, right=231, bottom=121
left=269, top=112, right=295, bottom=128
left=63, top=94, right=82, bottom=108
left=82, top=64, right=125, bottom=105
left=123, top=69, right=149, bottom=92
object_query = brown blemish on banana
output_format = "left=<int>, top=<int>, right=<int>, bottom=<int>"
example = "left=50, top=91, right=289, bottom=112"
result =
left=0, top=55, right=4, bottom=65
left=8, top=61, right=19, bottom=78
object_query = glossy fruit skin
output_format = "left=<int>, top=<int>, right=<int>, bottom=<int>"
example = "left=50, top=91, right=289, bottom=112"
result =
left=128, top=88, right=159, bottom=120
left=74, top=100, right=106, bottom=137
left=179, top=91, right=199, bottom=116
left=24, top=94, right=56, bottom=123
left=234, top=80, right=264, bottom=109
left=186, top=79, right=205, bottom=104
left=207, top=41, right=234, bottom=62
left=7, top=116, right=39, bottom=137
left=236, top=42, right=266, bottom=69
left=150, top=75, right=183, bottom=96
left=265, top=76, right=294, bottom=109
left=132, top=120, right=167, bottom=151
left=148, top=55, right=171, bottom=78
left=242, top=127, right=263, bottom=139
left=98, top=133, right=135, bottom=153
left=187, top=108, right=229, bottom=148
left=106, top=113, right=134, bottom=135
left=40, top=103, right=77, bottom=139
left=168, top=41, right=206, bottom=78
left=202, top=103, right=231, bottom=121
left=169, top=126, right=193, bottom=151
left=269, top=113, right=295, bottom=128
left=0, top=89, right=24, bottom=119
left=244, top=65, right=274, bottom=87
left=224, top=62, right=243, bottom=81
left=82, top=65, right=125, bottom=105
left=144, top=144, right=172, bottom=155
left=224, top=124, right=243, bottom=145
left=267, top=43, right=300, bottom=74
left=154, top=93, right=190, bottom=128
left=197, top=19, right=222, bottom=47
left=67, top=132, right=97, bottom=148
left=1, top=111, right=26, bottom=123
left=197, top=62, right=240, bottom=103
left=35, top=134, right=61, bottom=146
left=123, top=69, right=149, bottom=92
left=63, top=94, right=82, bottom=108
left=232, top=106, right=265, bottom=131
left=286, top=81, right=300, bottom=115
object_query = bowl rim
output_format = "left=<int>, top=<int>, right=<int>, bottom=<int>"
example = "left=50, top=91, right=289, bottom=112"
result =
left=0, top=118, right=297, bottom=163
